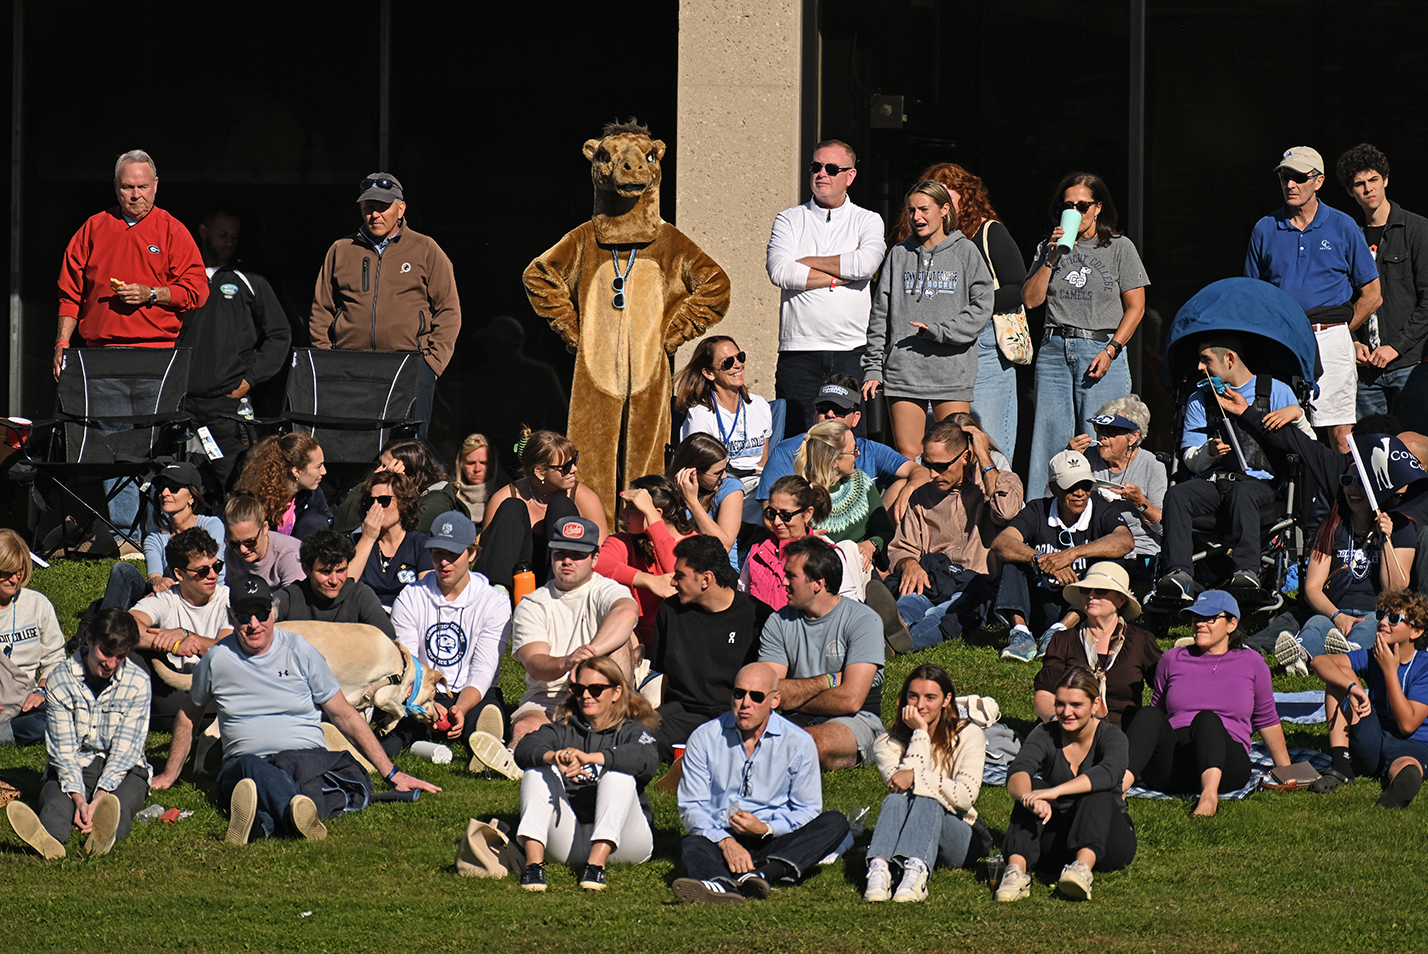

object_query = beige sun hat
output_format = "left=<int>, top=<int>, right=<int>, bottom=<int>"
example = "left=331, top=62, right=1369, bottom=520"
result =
left=1063, top=561, right=1141, bottom=619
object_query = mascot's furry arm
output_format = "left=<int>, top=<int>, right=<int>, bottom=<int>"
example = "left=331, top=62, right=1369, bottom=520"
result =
left=664, top=241, right=729, bottom=352
left=524, top=230, right=588, bottom=352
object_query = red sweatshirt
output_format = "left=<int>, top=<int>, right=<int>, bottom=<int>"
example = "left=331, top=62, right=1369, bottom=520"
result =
left=56, top=207, right=209, bottom=346
left=595, top=522, right=686, bottom=645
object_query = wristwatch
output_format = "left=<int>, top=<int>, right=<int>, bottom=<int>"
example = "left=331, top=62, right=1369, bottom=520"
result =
left=148, top=286, right=158, bottom=304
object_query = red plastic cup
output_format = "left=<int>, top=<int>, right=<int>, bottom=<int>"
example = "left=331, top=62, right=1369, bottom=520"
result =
left=4, top=417, right=31, bottom=449
left=672, top=744, right=685, bottom=760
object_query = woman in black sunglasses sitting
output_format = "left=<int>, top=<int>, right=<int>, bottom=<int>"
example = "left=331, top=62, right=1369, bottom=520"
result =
left=513, top=656, right=660, bottom=892
left=101, top=460, right=225, bottom=611
left=349, top=469, right=432, bottom=608
left=675, top=336, right=772, bottom=521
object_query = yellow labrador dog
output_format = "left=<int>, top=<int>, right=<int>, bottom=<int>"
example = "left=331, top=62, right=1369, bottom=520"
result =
left=150, top=620, right=448, bottom=773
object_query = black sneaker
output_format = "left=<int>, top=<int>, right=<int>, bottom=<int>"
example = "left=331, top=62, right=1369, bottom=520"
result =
left=579, top=863, right=607, bottom=891
left=1229, top=569, right=1261, bottom=594
left=520, top=862, right=547, bottom=892
left=1156, top=569, right=1199, bottom=603
left=737, top=872, right=771, bottom=899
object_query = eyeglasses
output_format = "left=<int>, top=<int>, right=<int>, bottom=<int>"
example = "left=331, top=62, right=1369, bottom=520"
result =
left=763, top=506, right=804, bottom=523
left=731, top=687, right=768, bottom=703
left=1278, top=170, right=1321, bottom=184
left=1377, top=610, right=1410, bottom=627
left=182, top=560, right=224, bottom=578
left=568, top=682, right=615, bottom=698
left=718, top=351, right=747, bottom=371
left=1339, top=472, right=1363, bottom=488
left=1062, top=200, right=1098, bottom=213
left=837, top=447, right=861, bottom=459
left=808, top=161, right=853, bottom=176
left=814, top=402, right=858, bottom=417
left=362, top=494, right=395, bottom=510
left=359, top=177, right=397, bottom=191
left=551, top=548, right=593, bottom=562
left=550, top=452, right=580, bottom=476
left=231, top=532, right=263, bottom=552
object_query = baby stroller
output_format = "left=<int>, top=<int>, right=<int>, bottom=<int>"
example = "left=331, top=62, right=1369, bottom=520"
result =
left=1147, top=277, right=1321, bottom=621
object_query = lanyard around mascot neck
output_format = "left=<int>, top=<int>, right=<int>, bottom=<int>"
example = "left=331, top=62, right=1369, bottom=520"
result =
left=611, top=247, right=637, bottom=310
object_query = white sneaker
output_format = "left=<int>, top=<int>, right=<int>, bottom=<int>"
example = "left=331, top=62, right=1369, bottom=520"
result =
left=892, top=858, right=929, bottom=902
left=994, top=866, right=1031, bottom=902
left=863, top=859, right=892, bottom=902
left=1057, top=860, right=1094, bottom=901
left=225, top=778, right=257, bottom=846
left=468, top=730, right=520, bottom=779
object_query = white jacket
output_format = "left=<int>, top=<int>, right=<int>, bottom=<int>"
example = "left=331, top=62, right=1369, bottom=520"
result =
left=766, top=198, right=886, bottom=351
left=391, top=571, right=511, bottom=698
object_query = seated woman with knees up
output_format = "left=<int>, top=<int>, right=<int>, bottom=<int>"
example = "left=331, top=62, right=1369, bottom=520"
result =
left=1310, top=589, right=1428, bottom=807
left=996, top=668, right=1136, bottom=903
left=1124, top=590, right=1291, bottom=816
left=512, top=656, right=660, bottom=892
left=864, top=663, right=987, bottom=904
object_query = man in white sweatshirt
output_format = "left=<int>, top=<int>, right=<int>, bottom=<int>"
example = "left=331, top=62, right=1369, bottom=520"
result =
left=389, top=511, right=511, bottom=761
left=766, top=139, right=886, bottom=434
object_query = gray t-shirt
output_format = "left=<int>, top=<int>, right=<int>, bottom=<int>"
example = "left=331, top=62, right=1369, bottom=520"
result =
left=190, top=628, right=340, bottom=760
left=1027, top=234, right=1149, bottom=332
left=759, top=596, right=885, bottom=717
left=1088, top=446, right=1167, bottom=555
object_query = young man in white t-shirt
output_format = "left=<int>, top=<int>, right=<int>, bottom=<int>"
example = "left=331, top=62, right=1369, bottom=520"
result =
left=129, top=526, right=232, bottom=730
left=506, top=516, right=638, bottom=749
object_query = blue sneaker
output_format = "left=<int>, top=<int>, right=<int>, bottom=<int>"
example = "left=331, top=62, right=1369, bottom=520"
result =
left=1000, top=627, right=1038, bottom=662
left=1037, top=624, right=1065, bottom=659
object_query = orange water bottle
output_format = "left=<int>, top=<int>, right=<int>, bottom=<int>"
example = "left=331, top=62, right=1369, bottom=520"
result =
left=512, top=561, right=537, bottom=606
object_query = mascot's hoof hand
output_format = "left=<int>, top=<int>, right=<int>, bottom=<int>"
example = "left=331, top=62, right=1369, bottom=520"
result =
left=434, top=717, right=451, bottom=732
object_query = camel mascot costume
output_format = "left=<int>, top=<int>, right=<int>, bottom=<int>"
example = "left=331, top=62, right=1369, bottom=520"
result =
left=523, top=120, right=730, bottom=524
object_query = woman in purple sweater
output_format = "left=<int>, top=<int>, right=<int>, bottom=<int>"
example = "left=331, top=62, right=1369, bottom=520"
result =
left=1125, top=590, right=1291, bottom=815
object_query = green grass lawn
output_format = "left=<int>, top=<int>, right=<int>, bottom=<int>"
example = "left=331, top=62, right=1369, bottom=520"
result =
left=3, top=560, right=1426, bottom=953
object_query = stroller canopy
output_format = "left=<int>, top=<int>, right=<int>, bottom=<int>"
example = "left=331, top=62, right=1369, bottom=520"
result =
left=1164, top=278, right=1320, bottom=397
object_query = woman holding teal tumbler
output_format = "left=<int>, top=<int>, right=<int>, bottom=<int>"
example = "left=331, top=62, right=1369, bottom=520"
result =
left=1023, top=173, right=1150, bottom=489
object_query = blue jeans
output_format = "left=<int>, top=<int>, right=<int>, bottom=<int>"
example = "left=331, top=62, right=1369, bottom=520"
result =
left=216, top=754, right=303, bottom=840
left=971, top=322, right=1018, bottom=461
left=1028, top=332, right=1131, bottom=495
left=1295, top=608, right=1376, bottom=656
left=1350, top=714, right=1428, bottom=780
left=898, top=591, right=966, bottom=651
left=867, top=791, right=943, bottom=866
left=102, top=560, right=147, bottom=610
left=1357, top=362, right=1428, bottom=431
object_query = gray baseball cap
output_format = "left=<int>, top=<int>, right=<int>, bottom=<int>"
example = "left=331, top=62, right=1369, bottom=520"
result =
left=357, top=172, right=404, bottom=205
left=425, top=511, right=477, bottom=553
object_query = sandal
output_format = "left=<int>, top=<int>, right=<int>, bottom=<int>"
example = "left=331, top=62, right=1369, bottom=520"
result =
left=1309, top=767, right=1352, bottom=793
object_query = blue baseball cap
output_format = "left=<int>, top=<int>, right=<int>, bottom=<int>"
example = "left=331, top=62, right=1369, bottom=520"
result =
left=1179, top=589, right=1240, bottom=620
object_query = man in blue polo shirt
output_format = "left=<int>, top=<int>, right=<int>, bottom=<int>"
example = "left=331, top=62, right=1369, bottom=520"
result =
left=755, top=375, right=923, bottom=519
left=1245, top=145, right=1381, bottom=452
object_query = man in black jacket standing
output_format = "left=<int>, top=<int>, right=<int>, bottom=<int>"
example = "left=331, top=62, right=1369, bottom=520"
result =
left=1337, top=144, right=1428, bottom=432
left=177, top=210, right=291, bottom=486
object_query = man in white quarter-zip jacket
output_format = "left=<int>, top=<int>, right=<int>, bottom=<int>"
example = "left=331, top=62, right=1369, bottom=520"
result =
left=386, top=511, right=511, bottom=757
left=766, top=139, right=887, bottom=434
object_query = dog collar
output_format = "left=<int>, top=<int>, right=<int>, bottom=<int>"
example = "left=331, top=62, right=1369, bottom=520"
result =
left=404, top=659, right=426, bottom=716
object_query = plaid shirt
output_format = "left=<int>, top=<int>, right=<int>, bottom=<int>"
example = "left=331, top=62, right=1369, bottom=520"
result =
left=45, top=648, right=152, bottom=794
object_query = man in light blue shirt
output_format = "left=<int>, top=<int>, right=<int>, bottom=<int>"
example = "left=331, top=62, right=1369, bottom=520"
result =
left=672, top=662, right=850, bottom=904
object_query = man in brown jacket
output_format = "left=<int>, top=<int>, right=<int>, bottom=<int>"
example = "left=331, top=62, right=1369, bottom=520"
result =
left=309, top=174, right=460, bottom=436
left=885, top=419, right=1024, bottom=650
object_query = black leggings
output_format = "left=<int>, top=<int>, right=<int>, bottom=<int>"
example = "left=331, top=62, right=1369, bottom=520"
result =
left=1002, top=787, right=1136, bottom=873
left=1125, top=706, right=1251, bottom=794
left=474, top=495, right=579, bottom=591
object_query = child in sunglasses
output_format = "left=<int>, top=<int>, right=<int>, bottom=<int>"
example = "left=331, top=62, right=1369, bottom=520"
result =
left=864, top=663, right=989, bottom=903
left=1310, top=590, right=1428, bottom=804
left=513, top=656, right=660, bottom=892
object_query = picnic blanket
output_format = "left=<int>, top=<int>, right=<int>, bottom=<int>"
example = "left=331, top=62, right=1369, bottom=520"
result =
left=1275, top=690, right=1326, bottom=724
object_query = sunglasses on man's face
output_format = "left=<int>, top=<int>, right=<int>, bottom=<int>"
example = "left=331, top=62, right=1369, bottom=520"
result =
left=731, top=687, right=768, bottom=703
left=808, top=161, right=852, bottom=176
left=718, top=351, right=747, bottom=372
left=230, top=609, right=265, bottom=627
left=815, top=402, right=857, bottom=417
left=1062, top=480, right=1095, bottom=495
left=1278, top=170, right=1320, bottom=185
left=1062, top=200, right=1097, bottom=214
left=920, top=446, right=968, bottom=473
left=182, top=560, right=224, bottom=578
left=1377, top=610, right=1410, bottom=627
left=568, top=682, right=615, bottom=698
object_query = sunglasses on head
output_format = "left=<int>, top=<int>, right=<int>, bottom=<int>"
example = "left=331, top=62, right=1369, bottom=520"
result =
left=1278, top=169, right=1320, bottom=184
left=360, top=177, right=397, bottom=191
left=731, top=687, right=768, bottom=703
left=362, top=494, right=395, bottom=510
left=1377, top=610, right=1410, bottom=627
left=568, top=682, right=615, bottom=698
left=718, top=351, right=747, bottom=371
left=182, top=560, right=223, bottom=578
left=1062, top=200, right=1097, bottom=214
left=549, top=452, right=580, bottom=476
left=763, top=506, right=804, bottom=523
left=808, top=161, right=852, bottom=176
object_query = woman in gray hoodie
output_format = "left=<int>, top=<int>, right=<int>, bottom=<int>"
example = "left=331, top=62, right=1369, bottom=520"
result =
left=862, top=180, right=994, bottom=461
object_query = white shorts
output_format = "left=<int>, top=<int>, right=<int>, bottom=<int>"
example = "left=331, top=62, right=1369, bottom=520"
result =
left=1309, top=323, right=1357, bottom=427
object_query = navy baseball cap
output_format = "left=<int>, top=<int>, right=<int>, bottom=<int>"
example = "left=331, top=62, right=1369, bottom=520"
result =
left=1090, top=413, right=1139, bottom=432
left=425, top=511, right=477, bottom=553
left=549, top=516, right=599, bottom=553
left=1180, top=590, right=1240, bottom=620
left=815, top=383, right=860, bottom=411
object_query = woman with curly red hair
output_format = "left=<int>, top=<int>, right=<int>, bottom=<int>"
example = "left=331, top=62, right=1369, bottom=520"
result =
left=896, top=163, right=1027, bottom=459
left=234, top=433, right=333, bottom=540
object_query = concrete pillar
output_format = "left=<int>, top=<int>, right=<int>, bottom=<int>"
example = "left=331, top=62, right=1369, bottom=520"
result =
left=675, top=0, right=803, bottom=399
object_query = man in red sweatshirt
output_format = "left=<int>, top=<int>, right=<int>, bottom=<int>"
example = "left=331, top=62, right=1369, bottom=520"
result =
left=53, top=149, right=209, bottom=379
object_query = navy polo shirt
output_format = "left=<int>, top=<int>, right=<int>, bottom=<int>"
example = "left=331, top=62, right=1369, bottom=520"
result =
left=1244, top=202, right=1377, bottom=313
